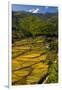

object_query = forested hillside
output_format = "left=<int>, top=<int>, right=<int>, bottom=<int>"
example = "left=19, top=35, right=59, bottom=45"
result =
left=12, top=12, right=58, bottom=43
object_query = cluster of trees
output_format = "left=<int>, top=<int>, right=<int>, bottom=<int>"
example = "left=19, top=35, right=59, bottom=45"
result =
left=48, top=56, right=58, bottom=83
left=12, top=12, right=58, bottom=43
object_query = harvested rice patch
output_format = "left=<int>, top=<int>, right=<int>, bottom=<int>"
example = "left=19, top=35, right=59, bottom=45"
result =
left=14, top=69, right=30, bottom=77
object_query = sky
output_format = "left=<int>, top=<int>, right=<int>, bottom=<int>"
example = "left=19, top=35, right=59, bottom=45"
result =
left=12, top=4, right=58, bottom=14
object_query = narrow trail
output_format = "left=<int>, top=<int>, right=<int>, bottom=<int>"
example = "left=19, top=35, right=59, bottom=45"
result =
left=42, top=75, right=49, bottom=84
left=38, top=74, right=49, bottom=84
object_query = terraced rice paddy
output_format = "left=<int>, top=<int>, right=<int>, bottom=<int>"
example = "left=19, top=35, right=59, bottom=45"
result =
left=12, top=37, right=49, bottom=85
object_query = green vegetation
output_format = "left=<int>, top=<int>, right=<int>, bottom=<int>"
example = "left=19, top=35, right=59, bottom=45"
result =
left=48, top=57, right=58, bottom=83
left=12, top=12, right=58, bottom=43
left=12, top=11, right=58, bottom=85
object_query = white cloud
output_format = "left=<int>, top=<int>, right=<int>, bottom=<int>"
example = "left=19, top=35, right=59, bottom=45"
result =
left=33, top=8, right=39, bottom=13
left=26, top=8, right=39, bottom=13
left=29, top=9, right=33, bottom=12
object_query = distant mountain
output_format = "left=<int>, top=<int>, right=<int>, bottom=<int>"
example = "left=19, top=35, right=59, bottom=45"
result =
left=12, top=11, right=58, bottom=20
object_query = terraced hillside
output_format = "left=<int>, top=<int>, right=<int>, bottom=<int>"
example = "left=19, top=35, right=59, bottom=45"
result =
left=12, top=9, right=58, bottom=85
left=12, top=37, right=50, bottom=85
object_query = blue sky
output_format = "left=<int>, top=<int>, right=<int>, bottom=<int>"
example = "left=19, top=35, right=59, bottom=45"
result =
left=12, top=4, right=58, bottom=14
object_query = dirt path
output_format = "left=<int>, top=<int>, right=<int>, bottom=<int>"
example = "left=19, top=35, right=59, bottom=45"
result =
left=42, top=75, right=49, bottom=84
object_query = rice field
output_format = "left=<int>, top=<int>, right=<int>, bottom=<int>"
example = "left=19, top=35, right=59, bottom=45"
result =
left=12, top=37, right=50, bottom=85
